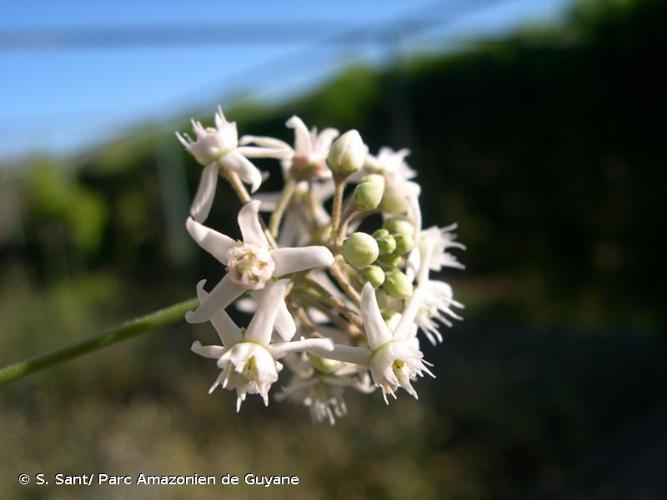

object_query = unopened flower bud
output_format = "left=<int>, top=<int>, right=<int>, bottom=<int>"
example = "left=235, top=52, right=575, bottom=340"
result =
left=372, top=228, right=390, bottom=239
left=383, top=269, right=413, bottom=299
left=379, top=182, right=411, bottom=213
left=377, top=253, right=401, bottom=267
left=360, top=265, right=385, bottom=288
left=342, top=232, right=379, bottom=268
left=327, top=130, right=367, bottom=178
left=308, top=353, right=339, bottom=374
left=383, top=215, right=414, bottom=236
left=353, top=174, right=385, bottom=211
left=377, top=235, right=396, bottom=255
left=393, top=234, right=414, bottom=255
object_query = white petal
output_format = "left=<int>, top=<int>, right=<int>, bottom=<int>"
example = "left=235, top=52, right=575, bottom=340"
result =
left=185, top=274, right=245, bottom=324
left=191, top=341, right=225, bottom=359
left=239, top=135, right=291, bottom=150
left=314, top=128, right=339, bottom=153
left=312, top=344, right=371, bottom=366
left=237, top=200, right=269, bottom=248
left=190, top=163, right=219, bottom=223
left=393, top=287, right=426, bottom=340
left=195, top=279, right=242, bottom=343
left=244, top=280, right=289, bottom=345
left=220, top=150, right=263, bottom=193
left=270, top=338, right=334, bottom=359
left=271, top=246, right=334, bottom=276
left=360, top=283, right=393, bottom=351
left=286, top=115, right=312, bottom=157
left=252, top=288, right=297, bottom=341
left=185, top=217, right=235, bottom=265
left=238, top=146, right=292, bottom=160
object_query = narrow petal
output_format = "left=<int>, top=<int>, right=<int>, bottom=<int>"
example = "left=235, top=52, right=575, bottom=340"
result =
left=190, top=163, right=219, bottom=223
left=270, top=338, right=334, bottom=359
left=360, top=283, right=393, bottom=351
left=196, top=279, right=243, bottom=345
left=271, top=246, right=334, bottom=276
left=237, top=200, right=269, bottom=248
left=310, top=344, right=371, bottom=366
left=238, top=146, right=292, bottom=160
left=185, top=275, right=245, bottom=324
left=220, top=150, right=263, bottom=193
left=252, top=288, right=297, bottom=341
left=239, top=135, right=291, bottom=150
left=286, top=116, right=312, bottom=157
left=394, top=287, right=426, bottom=340
left=185, top=217, right=235, bottom=265
left=244, top=280, right=289, bottom=345
left=191, top=341, right=225, bottom=359
left=314, top=128, right=339, bottom=153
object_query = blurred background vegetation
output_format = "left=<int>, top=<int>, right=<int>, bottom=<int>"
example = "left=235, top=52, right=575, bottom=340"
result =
left=1, top=0, right=666, bottom=498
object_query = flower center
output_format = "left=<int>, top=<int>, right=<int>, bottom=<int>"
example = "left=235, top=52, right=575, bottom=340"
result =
left=226, top=243, right=275, bottom=290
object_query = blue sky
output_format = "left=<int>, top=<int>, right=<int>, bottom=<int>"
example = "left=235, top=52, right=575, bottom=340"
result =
left=0, top=0, right=569, bottom=159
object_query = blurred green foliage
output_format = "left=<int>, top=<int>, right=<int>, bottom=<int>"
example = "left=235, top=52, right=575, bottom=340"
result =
left=1, top=1, right=666, bottom=499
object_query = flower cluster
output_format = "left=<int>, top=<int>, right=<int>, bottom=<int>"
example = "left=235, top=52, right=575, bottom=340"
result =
left=177, top=108, right=465, bottom=423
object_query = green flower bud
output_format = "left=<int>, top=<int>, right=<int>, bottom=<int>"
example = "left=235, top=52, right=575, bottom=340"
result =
left=353, top=175, right=385, bottom=211
left=381, top=309, right=399, bottom=323
left=360, top=265, right=385, bottom=288
left=383, top=215, right=414, bottom=236
left=393, top=234, right=414, bottom=255
left=327, top=130, right=367, bottom=178
left=383, top=269, right=414, bottom=299
left=372, top=228, right=390, bottom=239
left=342, top=232, right=379, bottom=268
left=312, top=224, right=332, bottom=245
left=377, top=253, right=401, bottom=267
left=308, top=353, right=339, bottom=374
left=377, top=235, right=396, bottom=254
left=379, top=183, right=409, bottom=213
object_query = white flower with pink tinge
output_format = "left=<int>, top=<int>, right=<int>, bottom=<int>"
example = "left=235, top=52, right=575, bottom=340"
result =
left=191, top=280, right=334, bottom=411
left=310, top=283, right=434, bottom=403
left=185, top=200, right=334, bottom=341
left=241, top=115, right=339, bottom=181
left=176, top=106, right=291, bottom=223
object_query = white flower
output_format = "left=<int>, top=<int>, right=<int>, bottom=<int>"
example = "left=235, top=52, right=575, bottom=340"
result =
left=176, top=106, right=291, bottom=222
left=311, top=283, right=434, bottom=402
left=185, top=200, right=334, bottom=340
left=276, top=354, right=373, bottom=425
left=362, top=147, right=417, bottom=182
left=407, top=224, right=465, bottom=344
left=191, top=279, right=334, bottom=411
left=242, top=116, right=339, bottom=181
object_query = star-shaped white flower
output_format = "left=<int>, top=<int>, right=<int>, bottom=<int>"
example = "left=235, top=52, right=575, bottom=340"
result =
left=185, top=200, right=334, bottom=340
left=176, top=106, right=291, bottom=222
left=191, top=279, right=334, bottom=411
left=362, top=147, right=417, bottom=182
left=310, top=283, right=434, bottom=403
left=276, top=353, right=373, bottom=425
left=241, top=115, right=339, bottom=181
left=407, top=224, right=465, bottom=344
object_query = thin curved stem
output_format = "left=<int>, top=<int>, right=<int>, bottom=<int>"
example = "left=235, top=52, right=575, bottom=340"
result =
left=0, top=298, right=198, bottom=386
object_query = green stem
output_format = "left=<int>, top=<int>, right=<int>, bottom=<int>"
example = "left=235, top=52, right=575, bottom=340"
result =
left=0, top=298, right=197, bottom=386
left=269, top=179, right=296, bottom=237
left=330, top=178, right=346, bottom=247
